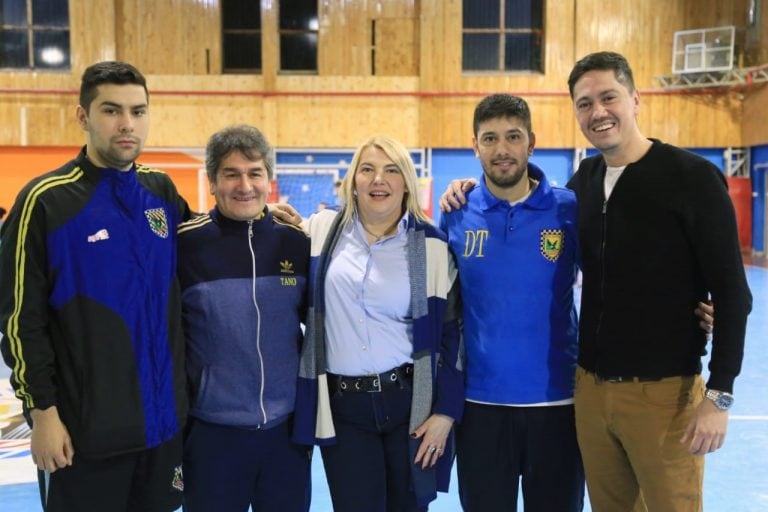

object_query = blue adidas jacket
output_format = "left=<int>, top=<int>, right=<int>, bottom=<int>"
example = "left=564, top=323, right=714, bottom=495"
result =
left=178, top=207, right=309, bottom=429
left=0, top=147, right=190, bottom=457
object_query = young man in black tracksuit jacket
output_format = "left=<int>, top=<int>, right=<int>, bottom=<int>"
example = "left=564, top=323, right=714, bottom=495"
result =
left=0, top=62, right=191, bottom=511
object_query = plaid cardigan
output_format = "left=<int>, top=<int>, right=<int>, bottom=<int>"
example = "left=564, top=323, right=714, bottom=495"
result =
left=293, top=208, right=464, bottom=506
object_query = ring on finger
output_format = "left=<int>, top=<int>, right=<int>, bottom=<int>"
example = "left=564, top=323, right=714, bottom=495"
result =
left=428, top=446, right=437, bottom=453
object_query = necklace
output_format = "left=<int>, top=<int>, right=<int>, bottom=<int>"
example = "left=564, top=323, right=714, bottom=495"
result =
left=360, top=217, right=400, bottom=242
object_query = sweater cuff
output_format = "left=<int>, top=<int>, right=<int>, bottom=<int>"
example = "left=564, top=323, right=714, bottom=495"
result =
left=433, top=398, right=464, bottom=424
left=705, top=374, right=736, bottom=394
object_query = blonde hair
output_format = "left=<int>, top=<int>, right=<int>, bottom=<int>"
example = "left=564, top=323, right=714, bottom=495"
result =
left=338, top=134, right=431, bottom=226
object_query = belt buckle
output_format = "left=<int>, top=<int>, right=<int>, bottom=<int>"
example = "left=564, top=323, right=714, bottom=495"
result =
left=367, top=376, right=381, bottom=393
left=594, top=373, right=641, bottom=384
left=593, top=373, right=622, bottom=384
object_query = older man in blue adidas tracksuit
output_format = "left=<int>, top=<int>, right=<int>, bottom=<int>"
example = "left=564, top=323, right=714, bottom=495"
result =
left=178, top=125, right=311, bottom=512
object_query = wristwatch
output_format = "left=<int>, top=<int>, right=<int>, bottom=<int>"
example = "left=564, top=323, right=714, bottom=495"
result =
left=705, top=389, right=734, bottom=411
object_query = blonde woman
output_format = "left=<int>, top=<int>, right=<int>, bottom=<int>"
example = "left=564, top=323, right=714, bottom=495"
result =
left=293, top=135, right=463, bottom=511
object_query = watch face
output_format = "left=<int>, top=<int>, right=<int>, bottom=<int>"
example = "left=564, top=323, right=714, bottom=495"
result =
left=707, top=389, right=734, bottom=410
left=718, top=394, right=734, bottom=409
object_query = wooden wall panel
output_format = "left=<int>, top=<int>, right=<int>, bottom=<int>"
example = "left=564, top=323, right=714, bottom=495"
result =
left=743, top=85, right=768, bottom=146
left=420, top=95, right=577, bottom=149
left=23, top=103, right=77, bottom=146
left=271, top=75, right=419, bottom=92
left=573, top=0, right=682, bottom=88
left=573, top=0, right=751, bottom=87
left=272, top=97, right=421, bottom=147
left=527, top=95, right=579, bottom=148
left=0, top=96, right=81, bottom=146
left=677, top=0, right=750, bottom=70
left=148, top=96, right=266, bottom=147
left=541, top=0, right=578, bottom=91
left=69, top=0, right=117, bottom=72
left=748, top=0, right=768, bottom=65
left=115, top=0, right=220, bottom=74
left=742, top=0, right=768, bottom=146
left=318, top=0, right=420, bottom=76
left=419, top=0, right=463, bottom=90
left=318, top=0, right=372, bottom=76
left=682, top=0, right=750, bottom=31
left=0, top=104, right=23, bottom=143
left=375, top=18, right=419, bottom=76
left=0, top=0, right=762, bottom=149
left=568, top=0, right=748, bottom=149
left=632, top=94, right=740, bottom=148
left=260, top=2, right=278, bottom=87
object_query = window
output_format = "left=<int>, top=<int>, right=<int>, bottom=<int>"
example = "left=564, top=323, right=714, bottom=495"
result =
left=462, top=0, right=543, bottom=73
left=279, top=0, right=317, bottom=73
left=221, top=0, right=262, bottom=73
left=0, top=0, right=70, bottom=70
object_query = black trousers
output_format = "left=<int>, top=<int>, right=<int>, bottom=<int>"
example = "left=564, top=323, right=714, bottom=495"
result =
left=40, top=433, right=183, bottom=512
left=456, top=402, right=585, bottom=512
left=320, top=379, right=426, bottom=512
left=182, top=417, right=311, bottom=512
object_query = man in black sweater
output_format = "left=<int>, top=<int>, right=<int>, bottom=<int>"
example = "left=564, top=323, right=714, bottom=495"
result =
left=566, top=51, right=752, bottom=512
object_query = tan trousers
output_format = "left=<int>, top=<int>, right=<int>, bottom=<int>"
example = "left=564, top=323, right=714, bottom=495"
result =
left=574, top=366, right=705, bottom=512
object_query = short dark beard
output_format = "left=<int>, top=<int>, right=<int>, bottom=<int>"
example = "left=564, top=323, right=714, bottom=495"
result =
left=483, top=164, right=526, bottom=190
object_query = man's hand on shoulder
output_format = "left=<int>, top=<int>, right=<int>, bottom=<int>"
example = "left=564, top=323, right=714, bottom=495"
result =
left=30, top=406, right=74, bottom=472
left=268, top=203, right=302, bottom=226
left=439, top=178, right=478, bottom=212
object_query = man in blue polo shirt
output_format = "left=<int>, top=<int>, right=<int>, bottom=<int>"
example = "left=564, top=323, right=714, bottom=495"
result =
left=439, top=94, right=584, bottom=511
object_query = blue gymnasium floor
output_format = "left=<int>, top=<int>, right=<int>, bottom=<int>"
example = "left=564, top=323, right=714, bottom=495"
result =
left=1, top=264, right=766, bottom=511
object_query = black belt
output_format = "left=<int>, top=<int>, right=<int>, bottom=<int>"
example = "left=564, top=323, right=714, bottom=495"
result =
left=593, top=372, right=662, bottom=384
left=327, top=363, right=413, bottom=394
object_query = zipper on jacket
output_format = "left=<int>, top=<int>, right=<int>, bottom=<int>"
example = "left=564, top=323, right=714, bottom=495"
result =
left=247, top=219, right=268, bottom=425
left=594, top=199, right=608, bottom=373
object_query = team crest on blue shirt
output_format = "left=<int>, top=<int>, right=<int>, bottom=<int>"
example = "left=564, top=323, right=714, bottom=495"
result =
left=145, top=208, right=169, bottom=239
left=540, top=229, right=564, bottom=262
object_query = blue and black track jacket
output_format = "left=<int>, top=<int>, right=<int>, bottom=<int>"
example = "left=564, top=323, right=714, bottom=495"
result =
left=0, top=147, right=191, bottom=457
left=178, top=207, right=309, bottom=429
